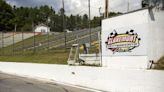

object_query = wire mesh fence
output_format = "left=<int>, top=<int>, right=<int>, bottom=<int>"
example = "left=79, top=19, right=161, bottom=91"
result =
left=0, top=27, right=101, bottom=56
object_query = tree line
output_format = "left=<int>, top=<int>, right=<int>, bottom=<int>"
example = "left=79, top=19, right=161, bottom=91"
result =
left=0, top=0, right=121, bottom=32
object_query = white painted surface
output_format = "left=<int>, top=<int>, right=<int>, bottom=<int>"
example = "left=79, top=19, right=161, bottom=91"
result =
left=148, top=9, right=164, bottom=62
left=102, top=9, right=149, bottom=31
left=79, top=54, right=100, bottom=65
left=102, top=56, right=148, bottom=69
left=101, top=8, right=164, bottom=69
left=102, top=9, right=149, bottom=69
left=0, top=62, right=164, bottom=92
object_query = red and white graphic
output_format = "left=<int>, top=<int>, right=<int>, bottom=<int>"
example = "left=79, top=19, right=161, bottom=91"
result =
left=105, top=30, right=141, bottom=54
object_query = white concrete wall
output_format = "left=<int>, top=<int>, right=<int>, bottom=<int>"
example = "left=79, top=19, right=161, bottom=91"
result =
left=102, top=56, right=148, bottom=69
left=0, top=62, right=164, bottom=92
left=101, top=9, right=149, bottom=69
left=148, top=9, right=164, bottom=62
left=101, top=8, right=164, bottom=69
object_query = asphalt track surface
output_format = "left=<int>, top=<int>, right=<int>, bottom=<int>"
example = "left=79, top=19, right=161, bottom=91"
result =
left=0, top=72, right=93, bottom=92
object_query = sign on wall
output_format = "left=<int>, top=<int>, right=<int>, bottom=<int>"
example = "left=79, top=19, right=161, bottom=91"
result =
left=102, top=25, right=148, bottom=56
left=101, top=9, right=149, bottom=56
left=105, top=29, right=141, bottom=54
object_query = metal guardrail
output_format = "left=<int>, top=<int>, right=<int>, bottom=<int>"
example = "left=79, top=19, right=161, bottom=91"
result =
left=22, top=27, right=100, bottom=50
left=0, top=27, right=100, bottom=55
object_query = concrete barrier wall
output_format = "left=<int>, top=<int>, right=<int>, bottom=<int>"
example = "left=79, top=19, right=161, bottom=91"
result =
left=148, top=9, right=164, bottom=62
left=101, top=8, right=164, bottom=69
left=0, top=62, right=164, bottom=92
left=101, top=9, right=149, bottom=69
left=102, top=56, right=148, bottom=69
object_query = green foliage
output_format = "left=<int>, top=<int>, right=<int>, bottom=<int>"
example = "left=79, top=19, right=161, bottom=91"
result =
left=0, top=0, right=15, bottom=31
left=0, top=0, right=121, bottom=32
left=91, top=16, right=101, bottom=28
left=0, top=49, right=69, bottom=64
left=22, top=23, right=32, bottom=32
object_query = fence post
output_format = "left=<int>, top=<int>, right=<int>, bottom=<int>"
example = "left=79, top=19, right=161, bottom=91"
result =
left=32, top=22, right=36, bottom=54
left=64, top=31, right=67, bottom=49
left=2, top=31, right=4, bottom=55
left=47, top=32, right=49, bottom=52
left=76, top=34, right=79, bottom=44
left=31, top=21, right=36, bottom=54
left=22, top=29, right=24, bottom=55
left=0, top=32, right=3, bottom=56
left=12, top=30, right=15, bottom=56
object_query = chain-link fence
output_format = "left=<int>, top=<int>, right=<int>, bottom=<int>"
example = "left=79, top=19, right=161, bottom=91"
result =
left=0, top=27, right=101, bottom=56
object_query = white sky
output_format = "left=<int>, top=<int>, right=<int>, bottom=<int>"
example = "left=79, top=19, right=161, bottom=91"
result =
left=6, top=0, right=142, bottom=17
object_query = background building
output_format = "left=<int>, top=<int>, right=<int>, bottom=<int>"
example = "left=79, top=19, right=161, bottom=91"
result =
left=34, top=24, right=50, bottom=33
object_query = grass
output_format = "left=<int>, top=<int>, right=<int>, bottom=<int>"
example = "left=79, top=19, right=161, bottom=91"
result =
left=4, top=33, right=55, bottom=49
left=0, top=33, right=64, bottom=56
left=0, top=34, right=45, bottom=55
left=154, top=56, right=164, bottom=70
left=0, top=30, right=100, bottom=64
left=0, top=49, right=69, bottom=64
left=0, top=44, right=99, bottom=65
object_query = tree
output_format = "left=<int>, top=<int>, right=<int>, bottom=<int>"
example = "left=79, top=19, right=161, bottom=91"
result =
left=75, top=15, right=82, bottom=30
left=91, top=16, right=101, bottom=28
left=0, top=0, right=122, bottom=32
left=0, top=0, right=15, bottom=31
left=82, top=14, right=89, bottom=28
left=66, top=15, right=76, bottom=31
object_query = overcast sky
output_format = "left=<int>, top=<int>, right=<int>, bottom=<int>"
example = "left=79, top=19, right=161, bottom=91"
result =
left=6, top=0, right=142, bottom=17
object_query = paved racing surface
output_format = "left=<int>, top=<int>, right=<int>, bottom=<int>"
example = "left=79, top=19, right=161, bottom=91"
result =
left=0, top=72, right=93, bottom=92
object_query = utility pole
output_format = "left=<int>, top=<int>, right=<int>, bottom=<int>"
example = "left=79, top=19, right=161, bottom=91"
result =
left=62, top=0, right=66, bottom=49
left=88, top=0, right=91, bottom=47
left=105, top=0, right=109, bottom=18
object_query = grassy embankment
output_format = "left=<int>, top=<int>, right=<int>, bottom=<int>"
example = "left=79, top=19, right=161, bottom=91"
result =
left=0, top=34, right=69, bottom=64
left=1, top=33, right=62, bottom=55
left=0, top=32, right=99, bottom=64
left=0, top=50, right=69, bottom=64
